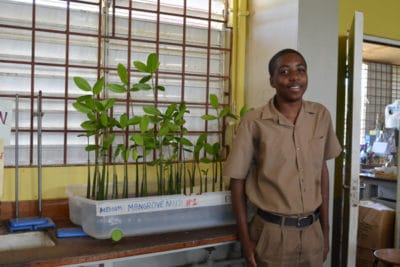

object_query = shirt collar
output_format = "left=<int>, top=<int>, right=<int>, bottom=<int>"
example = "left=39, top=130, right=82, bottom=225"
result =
left=260, top=96, right=317, bottom=123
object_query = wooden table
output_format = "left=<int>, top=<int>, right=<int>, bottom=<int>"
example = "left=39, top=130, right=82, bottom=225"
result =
left=0, top=224, right=238, bottom=267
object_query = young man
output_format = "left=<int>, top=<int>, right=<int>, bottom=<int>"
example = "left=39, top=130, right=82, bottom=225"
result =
left=224, top=49, right=342, bottom=267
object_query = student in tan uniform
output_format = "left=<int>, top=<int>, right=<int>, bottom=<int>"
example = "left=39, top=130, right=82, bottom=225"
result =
left=224, top=48, right=342, bottom=267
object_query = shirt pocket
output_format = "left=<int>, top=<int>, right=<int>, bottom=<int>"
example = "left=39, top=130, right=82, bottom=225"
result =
left=262, top=138, right=288, bottom=175
left=309, top=135, right=325, bottom=168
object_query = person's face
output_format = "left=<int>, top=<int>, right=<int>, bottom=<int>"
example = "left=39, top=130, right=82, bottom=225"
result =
left=270, top=53, right=308, bottom=103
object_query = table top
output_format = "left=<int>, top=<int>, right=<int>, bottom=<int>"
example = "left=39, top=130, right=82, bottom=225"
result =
left=360, top=172, right=397, bottom=182
left=0, top=222, right=238, bottom=267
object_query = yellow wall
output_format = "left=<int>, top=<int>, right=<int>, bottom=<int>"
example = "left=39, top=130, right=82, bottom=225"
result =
left=2, top=163, right=226, bottom=201
left=339, top=0, right=400, bottom=40
left=3, top=166, right=89, bottom=201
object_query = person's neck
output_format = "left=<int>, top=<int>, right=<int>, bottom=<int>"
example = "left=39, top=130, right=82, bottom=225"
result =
left=274, top=97, right=302, bottom=124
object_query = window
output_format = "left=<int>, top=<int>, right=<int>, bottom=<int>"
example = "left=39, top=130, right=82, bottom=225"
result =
left=360, top=61, right=400, bottom=144
left=0, top=0, right=232, bottom=166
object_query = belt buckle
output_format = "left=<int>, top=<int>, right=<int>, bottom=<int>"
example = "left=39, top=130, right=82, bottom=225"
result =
left=296, top=215, right=311, bottom=227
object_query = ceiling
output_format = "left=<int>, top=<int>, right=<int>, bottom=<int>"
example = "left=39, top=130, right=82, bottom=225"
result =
left=363, top=42, right=400, bottom=65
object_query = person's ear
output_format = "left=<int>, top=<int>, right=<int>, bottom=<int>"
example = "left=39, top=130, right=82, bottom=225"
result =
left=269, top=77, right=275, bottom=88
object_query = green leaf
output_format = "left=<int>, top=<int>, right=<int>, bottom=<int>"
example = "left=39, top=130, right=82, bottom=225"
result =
left=81, top=121, right=98, bottom=131
left=168, top=123, right=180, bottom=131
left=76, top=95, right=92, bottom=103
left=108, top=117, right=119, bottom=128
left=200, top=157, right=212, bottom=164
left=94, top=101, right=105, bottom=111
left=179, top=137, right=193, bottom=147
left=85, top=144, right=99, bottom=151
left=93, top=77, right=105, bottom=95
left=201, top=114, right=217, bottom=120
left=87, top=112, right=96, bottom=121
left=107, top=83, right=127, bottom=93
left=132, top=149, right=138, bottom=160
left=73, top=77, right=92, bottom=92
left=165, top=104, right=177, bottom=117
left=147, top=53, right=159, bottom=74
left=100, top=112, right=108, bottom=127
left=131, top=83, right=152, bottom=91
left=72, top=102, right=92, bottom=114
left=139, top=75, right=152, bottom=84
left=102, top=98, right=117, bottom=110
left=117, top=63, right=129, bottom=84
left=103, top=98, right=116, bottom=110
left=204, top=143, right=214, bottom=154
left=119, top=113, right=128, bottom=128
left=114, top=144, right=123, bottom=157
left=129, top=116, right=141, bottom=125
left=157, top=85, right=165, bottom=91
left=210, top=94, right=219, bottom=110
left=240, top=106, right=254, bottom=118
left=219, top=107, right=230, bottom=118
left=212, top=142, right=221, bottom=153
left=143, top=106, right=162, bottom=116
left=132, top=133, right=144, bottom=146
left=140, top=115, right=150, bottom=133
left=197, top=133, right=207, bottom=145
left=122, top=149, right=129, bottom=161
left=103, top=133, right=115, bottom=148
left=133, top=60, right=147, bottom=72
left=158, top=125, right=170, bottom=136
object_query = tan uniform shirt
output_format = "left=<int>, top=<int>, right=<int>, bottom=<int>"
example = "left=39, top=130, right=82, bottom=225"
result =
left=224, top=98, right=342, bottom=215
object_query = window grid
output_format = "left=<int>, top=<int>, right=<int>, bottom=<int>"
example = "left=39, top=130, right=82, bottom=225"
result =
left=0, top=0, right=232, bottom=166
left=361, top=61, right=400, bottom=142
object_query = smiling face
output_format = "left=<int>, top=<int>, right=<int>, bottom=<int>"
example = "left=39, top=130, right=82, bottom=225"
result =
left=269, top=52, right=308, bottom=104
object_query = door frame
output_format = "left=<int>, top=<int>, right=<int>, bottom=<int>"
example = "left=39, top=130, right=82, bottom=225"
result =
left=331, top=11, right=363, bottom=267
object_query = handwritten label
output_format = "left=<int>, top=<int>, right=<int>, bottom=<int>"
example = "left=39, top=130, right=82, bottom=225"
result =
left=0, top=101, right=13, bottom=145
left=95, top=192, right=231, bottom=217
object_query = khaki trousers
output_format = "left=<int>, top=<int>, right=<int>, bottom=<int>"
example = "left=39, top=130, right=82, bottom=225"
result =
left=249, top=214, right=324, bottom=267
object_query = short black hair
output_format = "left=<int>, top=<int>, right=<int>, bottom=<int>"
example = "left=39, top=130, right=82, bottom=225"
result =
left=268, top=48, right=307, bottom=77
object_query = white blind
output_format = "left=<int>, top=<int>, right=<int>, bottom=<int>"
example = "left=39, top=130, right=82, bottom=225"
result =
left=0, top=0, right=232, bottom=166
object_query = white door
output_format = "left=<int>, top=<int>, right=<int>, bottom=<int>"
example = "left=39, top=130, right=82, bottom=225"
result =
left=344, top=11, right=364, bottom=267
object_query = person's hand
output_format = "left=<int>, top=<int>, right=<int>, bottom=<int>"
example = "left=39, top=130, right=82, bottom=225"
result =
left=242, top=239, right=257, bottom=267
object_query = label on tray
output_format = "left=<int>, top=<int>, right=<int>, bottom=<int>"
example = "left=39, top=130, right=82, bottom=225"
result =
left=95, top=192, right=231, bottom=216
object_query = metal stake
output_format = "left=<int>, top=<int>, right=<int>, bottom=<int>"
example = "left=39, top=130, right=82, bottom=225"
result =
left=15, top=95, right=19, bottom=218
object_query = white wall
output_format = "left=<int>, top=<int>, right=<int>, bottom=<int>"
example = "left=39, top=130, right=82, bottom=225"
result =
left=246, top=0, right=299, bottom=108
left=298, top=0, right=338, bottom=119
left=246, top=1, right=338, bottom=266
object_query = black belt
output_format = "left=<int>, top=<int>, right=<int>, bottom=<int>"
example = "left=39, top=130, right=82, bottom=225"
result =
left=257, top=209, right=320, bottom=228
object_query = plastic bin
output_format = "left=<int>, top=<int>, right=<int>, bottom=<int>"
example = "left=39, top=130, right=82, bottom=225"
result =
left=66, top=185, right=236, bottom=239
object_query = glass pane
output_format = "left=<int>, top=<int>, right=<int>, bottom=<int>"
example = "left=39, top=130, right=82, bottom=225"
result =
left=159, top=16, right=184, bottom=44
left=184, top=78, right=208, bottom=103
left=69, top=35, right=99, bottom=67
left=0, top=28, right=32, bottom=61
left=36, top=1, right=67, bottom=31
left=160, top=0, right=184, bottom=15
left=34, top=66, right=65, bottom=96
left=70, top=2, right=100, bottom=34
left=35, top=32, right=66, bottom=64
left=185, top=47, right=208, bottom=74
left=0, top=63, right=31, bottom=95
left=0, top=1, right=32, bottom=28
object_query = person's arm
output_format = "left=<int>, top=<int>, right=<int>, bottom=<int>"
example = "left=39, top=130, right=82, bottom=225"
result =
left=230, top=178, right=257, bottom=267
left=320, top=161, right=330, bottom=261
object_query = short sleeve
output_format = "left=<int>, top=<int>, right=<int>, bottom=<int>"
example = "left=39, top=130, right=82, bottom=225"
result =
left=324, top=113, right=342, bottom=160
left=223, top=119, right=256, bottom=179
